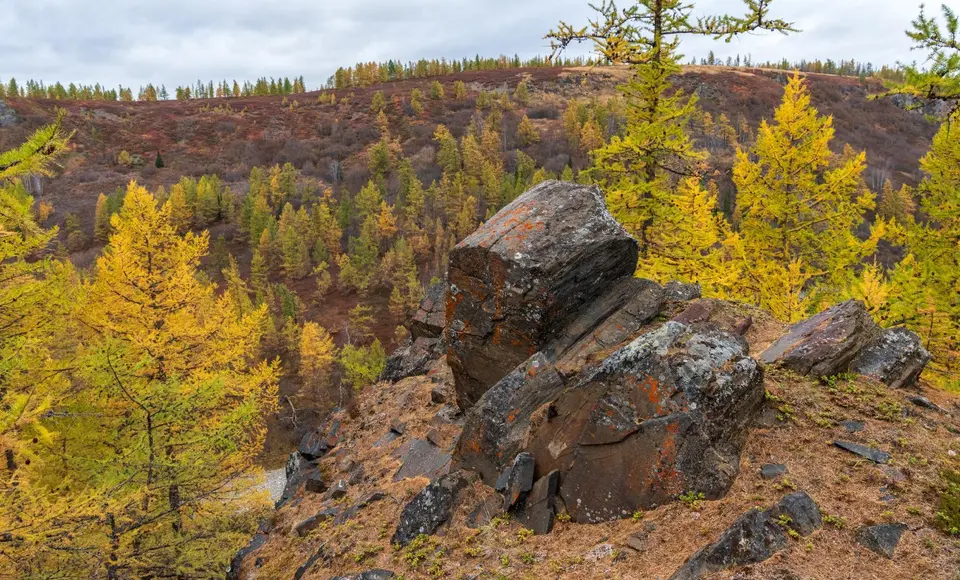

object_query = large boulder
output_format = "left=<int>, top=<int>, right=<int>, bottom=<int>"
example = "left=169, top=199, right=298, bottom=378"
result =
left=759, top=299, right=879, bottom=378
left=670, top=492, right=822, bottom=580
left=456, top=321, right=765, bottom=523
left=380, top=337, right=442, bottom=383
left=850, top=327, right=930, bottom=388
left=446, top=180, right=639, bottom=408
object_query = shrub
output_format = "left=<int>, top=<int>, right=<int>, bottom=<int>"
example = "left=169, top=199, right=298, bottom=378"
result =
left=937, top=469, right=960, bottom=536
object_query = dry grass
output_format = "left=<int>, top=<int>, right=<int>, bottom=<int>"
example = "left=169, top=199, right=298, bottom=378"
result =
left=243, top=344, right=960, bottom=579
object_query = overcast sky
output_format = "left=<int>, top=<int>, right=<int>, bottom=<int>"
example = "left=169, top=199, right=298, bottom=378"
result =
left=0, top=0, right=934, bottom=90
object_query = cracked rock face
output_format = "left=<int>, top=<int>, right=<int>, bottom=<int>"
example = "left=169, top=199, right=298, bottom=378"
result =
left=445, top=180, right=639, bottom=409
left=456, top=322, right=765, bottom=523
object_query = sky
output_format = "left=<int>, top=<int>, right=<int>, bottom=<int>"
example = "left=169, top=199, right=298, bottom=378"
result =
left=0, top=0, right=934, bottom=91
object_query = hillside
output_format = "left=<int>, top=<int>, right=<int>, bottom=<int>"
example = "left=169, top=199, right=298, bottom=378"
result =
left=0, top=65, right=939, bottom=231
left=232, top=181, right=960, bottom=580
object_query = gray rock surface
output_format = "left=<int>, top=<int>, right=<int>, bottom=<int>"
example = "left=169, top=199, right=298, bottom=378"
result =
left=856, top=523, right=908, bottom=558
left=410, top=281, right=447, bottom=340
left=392, top=439, right=451, bottom=482
left=670, top=492, right=822, bottom=580
left=760, top=299, right=879, bottom=378
left=392, top=472, right=470, bottom=546
left=833, top=440, right=892, bottom=464
left=850, top=327, right=930, bottom=388
left=446, top=180, right=639, bottom=408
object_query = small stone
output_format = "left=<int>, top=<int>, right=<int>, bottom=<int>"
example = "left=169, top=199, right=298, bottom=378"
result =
left=357, top=491, right=387, bottom=508
left=907, top=396, right=945, bottom=413
left=841, top=420, right=865, bottom=433
left=664, top=281, right=702, bottom=301
left=856, top=523, right=908, bottom=558
left=392, top=472, right=470, bottom=546
left=625, top=531, right=649, bottom=552
left=760, top=464, right=787, bottom=480
left=304, top=468, right=327, bottom=494
left=331, top=570, right=396, bottom=580
left=327, top=479, right=349, bottom=500
left=373, top=430, right=400, bottom=448
left=426, top=429, right=442, bottom=447
left=390, top=419, right=406, bottom=435
left=431, top=384, right=453, bottom=405
left=833, top=440, right=892, bottom=464
left=949, top=449, right=957, bottom=457
left=517, top=470, right=560, bottom=535
left=348, top=464, right=366, bottom=485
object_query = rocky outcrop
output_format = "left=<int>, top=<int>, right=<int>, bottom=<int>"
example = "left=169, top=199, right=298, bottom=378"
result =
left=392, top=472, right=471, bottom=546
left=457, top=321, right=765, bottom=523
left=0, top=101, right=18, bottom=128
left=850, top=327, right=931, bottom=389
left=446, top=180, right=639, bottom=408
left=330, top=571, right=395, bottom=580
left=381, top=337, right=443, bottom=383
left=670, top=492, right=822, bottom=580
left=760, top=300, right=929, bottom=386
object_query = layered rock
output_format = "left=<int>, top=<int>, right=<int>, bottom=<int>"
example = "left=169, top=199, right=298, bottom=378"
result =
left=446, top=180, right=639, bottom=408
left=392, top=472, right=471, bottom=546
left=760, top=300, right=929, bottom=387
left=456, top=321, right=765, bottom=523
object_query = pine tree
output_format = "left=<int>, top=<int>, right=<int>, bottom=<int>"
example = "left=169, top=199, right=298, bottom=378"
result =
left=154, top=151, right=164, bottom=168
left=726, top=73, right=880, bottom=321
left=877, top=180, right=916, bottom=223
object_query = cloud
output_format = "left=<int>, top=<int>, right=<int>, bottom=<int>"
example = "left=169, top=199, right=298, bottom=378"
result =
left=0, top=0, right=929, bottom=90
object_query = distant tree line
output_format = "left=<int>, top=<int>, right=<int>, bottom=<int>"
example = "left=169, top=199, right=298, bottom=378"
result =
left=327, top=53, right=599, bottom=89
left=0, top=75, right=308, bottom=102
left=689, top=52, right=907, bottom=82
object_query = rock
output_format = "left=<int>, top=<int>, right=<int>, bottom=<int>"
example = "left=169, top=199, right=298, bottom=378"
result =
left=278, top=451, right=317, bottom=507
left=392, top=439, right=451, bottom=482
left=0, top=101, right=19, bottom=128
left=411, top=281, right=447, bottom=340
left=392, top=472, right=470, bottom=546
left=430, top=404, right=462, bottom=427
left=517, top=470, right=560, bottom=534
left=457, top=322, right=765, bottom=523
left=856, top=523, right=908, bottom=558
left=226, top=532, right=267, bottom=580
left=430, top=383, right=454, bottom=405
left=502, top=452, right=535, bottom=510
left=294, top=545, right=329, bottom=580
left=833, top=440, right=892, bottom=464
left=299, top=419, right=341, bottom=460
left=625, top=532, right=648, bottom=552
left=760, top=299, right=879, bottom=378
left=390, top=419, right=406, bottom=435
left=373, top=430, right=400, bottom=448
left=670, top=492, right=822, bottom=580
left=348, top=464, right=366, bottom=485
left=357, top=491, right=388, bottom=508
left=330, top=570, right=396, bottom=580
left=467, top=495, right=503, bottom=529
left=850, top=327, right=930, bottom=388
left=446, top=180, right=639, bottom=408
left=381, top=337, right=442, bottom=382
left=326, top=479, right=349, bottom=500
left=304, top=468, right=327, bottom=493
left=585, top=543, right=615, bottom=561
left=664, top=281, right=702, bottom=301
left=760, top=464, right=787, bottom=480
left=841, top=420, right=865, bottom=433
left=907, top=395, right=946, bottom=413
left=295, top=508, right=340, bottom=536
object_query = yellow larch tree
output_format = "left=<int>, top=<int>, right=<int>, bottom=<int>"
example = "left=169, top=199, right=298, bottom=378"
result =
left=66, top=182, right=280, bottom=577
left=724, top=73, right=881, bottom=322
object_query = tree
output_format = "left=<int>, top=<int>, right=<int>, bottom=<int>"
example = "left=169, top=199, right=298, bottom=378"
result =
left=339, top=340, right=386, bottom=390
left=299, top=322, right=336, bottom=392
left=454, top=80, right=467, bottom=99
left=517, top=115, right=541, bottom=146
left=410, top=88, right=424, bottom=115
left=371, top=90, right=386, bottom=113
left=514, top=79, right=530, bottom=105
left=877, top=180, right=916, bottom=223
left=278, top=203, right=310, bottom=279
left=430, top=80, right=445, bottom=100
left=725, top=73, right=880, bottom=322
left=547, top=0, right=794, bottom=254
left=0, top=112, right=78, bottom=576
left=63, top=183, right=279, bottom=576
left=94, top=192, right=112, bottom=242
left=155, top=151, right=164, bottom=168
left=434, top=124, right=461, bottom=175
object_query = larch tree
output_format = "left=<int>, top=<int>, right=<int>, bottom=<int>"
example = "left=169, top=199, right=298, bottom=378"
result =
left=725, top=73, right=881, bottom=322
left=299, top=322, right=337, bottom=395
left=547, top=0, right=794, bottom=266
left=0, top=111, right=81, bottom=577
left=94, top=192, right=112, bottom=242
left=517, top=115, right=541, bottom=146
left=72, top=182, right=279, bottom=576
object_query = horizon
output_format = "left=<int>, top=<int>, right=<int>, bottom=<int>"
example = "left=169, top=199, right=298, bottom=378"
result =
left=2, top=0, right=930, bottom=92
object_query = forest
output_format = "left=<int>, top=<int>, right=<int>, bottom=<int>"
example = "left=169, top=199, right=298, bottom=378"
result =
left=1, top=0, right=959, bottom=577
